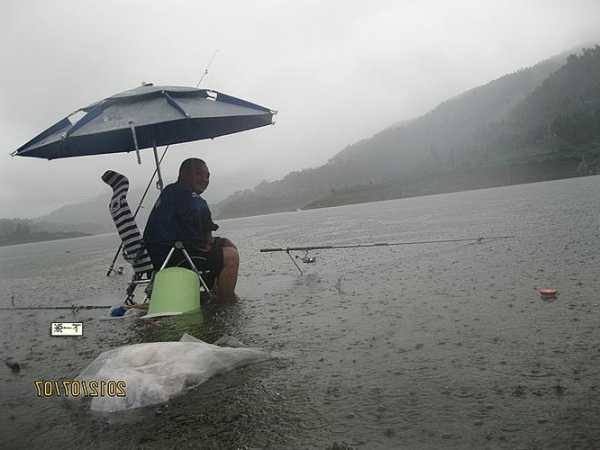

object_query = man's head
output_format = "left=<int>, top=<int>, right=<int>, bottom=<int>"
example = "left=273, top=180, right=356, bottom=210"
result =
left=178, top=158, right=210, bottom=194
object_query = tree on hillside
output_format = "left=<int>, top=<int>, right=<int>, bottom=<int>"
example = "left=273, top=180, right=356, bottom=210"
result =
left=0, top=218, right=31, bottom=239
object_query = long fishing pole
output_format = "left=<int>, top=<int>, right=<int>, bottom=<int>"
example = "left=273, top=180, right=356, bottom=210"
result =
left=105, top=51, right=219, bottom=276
left=260, top=235, right=515, bottom=253
left=261, top=235, right=515, bottom=274
left=0, top=305, right=112, bottom=311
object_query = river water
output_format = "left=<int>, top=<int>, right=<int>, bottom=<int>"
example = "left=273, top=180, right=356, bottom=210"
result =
left=1, top=176, right=600, bottom=449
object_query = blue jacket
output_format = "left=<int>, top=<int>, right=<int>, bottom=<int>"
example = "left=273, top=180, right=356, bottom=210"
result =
left=143, top=182, right=217, bottom=244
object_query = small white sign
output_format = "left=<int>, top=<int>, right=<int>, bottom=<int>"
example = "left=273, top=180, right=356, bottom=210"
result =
left=51, top=322, right=83, bottom=337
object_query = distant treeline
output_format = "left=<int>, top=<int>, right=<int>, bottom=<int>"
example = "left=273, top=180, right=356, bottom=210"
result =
left=0, top=218, right=31, bottom=239
left=0, top=218, right=89, bottom=246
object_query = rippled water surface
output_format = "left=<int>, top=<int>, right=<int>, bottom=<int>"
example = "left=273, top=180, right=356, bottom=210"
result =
left=2, top=176, right=600, bottom=449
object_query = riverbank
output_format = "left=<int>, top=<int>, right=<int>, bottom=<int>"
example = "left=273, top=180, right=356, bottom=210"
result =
left=0, top=231, right=91, bottom=247
left=303, top=158, right=582, bottom=210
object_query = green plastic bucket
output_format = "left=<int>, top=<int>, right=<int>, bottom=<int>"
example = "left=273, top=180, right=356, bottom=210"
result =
left=143, top=267, right=201, bottom=319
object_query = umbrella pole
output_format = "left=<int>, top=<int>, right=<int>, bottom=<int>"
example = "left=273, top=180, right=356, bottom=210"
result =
left=153, top=140, right=164, bottom=191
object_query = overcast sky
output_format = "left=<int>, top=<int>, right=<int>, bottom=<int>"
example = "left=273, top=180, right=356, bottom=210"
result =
left=2, top=0, right=599, bottom=218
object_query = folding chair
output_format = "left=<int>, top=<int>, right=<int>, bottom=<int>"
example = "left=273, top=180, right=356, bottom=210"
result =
left=156, top=241, right=212, bottom=293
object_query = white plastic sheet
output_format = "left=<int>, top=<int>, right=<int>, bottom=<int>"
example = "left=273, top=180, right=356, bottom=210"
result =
left=76, top=334, right=270, bottom=412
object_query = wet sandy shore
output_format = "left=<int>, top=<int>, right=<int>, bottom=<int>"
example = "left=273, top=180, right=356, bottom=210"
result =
left=2, top=176, right=600, bottom=449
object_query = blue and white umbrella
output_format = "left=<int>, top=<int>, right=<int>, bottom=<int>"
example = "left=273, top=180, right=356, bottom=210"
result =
left=12, top=83, right=276, bottom=161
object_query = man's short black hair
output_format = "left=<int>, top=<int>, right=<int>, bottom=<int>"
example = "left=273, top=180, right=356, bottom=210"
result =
left=178, top=158, right=206, bottom=181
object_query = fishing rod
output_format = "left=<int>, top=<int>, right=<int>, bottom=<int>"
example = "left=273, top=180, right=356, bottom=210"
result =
left=106, top=51, right=220, bottom=276
left=260, top=235, right=515, bottom=252
left=260, top=235, right=515, bottom=274
left=196, top=50, right=218, bottom=88
left=0, top=305, right=112, bottom=311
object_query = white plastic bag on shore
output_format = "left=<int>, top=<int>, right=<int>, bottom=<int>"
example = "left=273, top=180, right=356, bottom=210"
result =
left=75, top=334, right=270, bottom=412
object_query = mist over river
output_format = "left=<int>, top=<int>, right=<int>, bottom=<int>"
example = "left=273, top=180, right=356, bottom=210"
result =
left=2, top=176, right=600, bottom=449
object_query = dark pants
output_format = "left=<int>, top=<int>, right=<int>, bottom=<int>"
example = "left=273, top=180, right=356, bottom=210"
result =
left=146, top=238, right=225, bottom=289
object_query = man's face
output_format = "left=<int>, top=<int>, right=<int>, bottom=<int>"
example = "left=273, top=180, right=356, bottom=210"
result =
left=186, top=162, right=210, bottom=194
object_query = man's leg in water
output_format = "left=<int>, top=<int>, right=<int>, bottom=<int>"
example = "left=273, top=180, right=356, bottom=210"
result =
left=215, top=239, right=239, bottom=301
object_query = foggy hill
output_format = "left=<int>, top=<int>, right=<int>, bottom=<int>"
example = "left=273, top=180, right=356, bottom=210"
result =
left=35, top=187, right=161, bottom=235
left=33, top=168, right=258, bottom=235
left=38, top=195, right=116, bottom=234
left=214, top=45, right=599, bottom=219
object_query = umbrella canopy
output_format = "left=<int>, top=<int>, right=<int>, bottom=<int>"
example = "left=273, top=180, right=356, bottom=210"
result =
left=12, top=84, right=276, bottom=160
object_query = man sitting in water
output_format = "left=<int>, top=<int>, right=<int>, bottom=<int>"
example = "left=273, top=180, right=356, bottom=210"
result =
left=143, top=158, right=239, bottom=302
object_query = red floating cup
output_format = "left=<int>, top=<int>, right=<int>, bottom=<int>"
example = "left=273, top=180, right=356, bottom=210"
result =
left=537, top=288, right=558, bottom=298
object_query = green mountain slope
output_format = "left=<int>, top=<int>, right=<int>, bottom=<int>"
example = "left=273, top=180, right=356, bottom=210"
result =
left=215, top=45, right=600, bottom=219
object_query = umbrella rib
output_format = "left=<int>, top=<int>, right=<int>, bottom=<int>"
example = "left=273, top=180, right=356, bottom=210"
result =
left=162, top=91, right=190, bottom=118
left=64, top=105, right=105, bottom=139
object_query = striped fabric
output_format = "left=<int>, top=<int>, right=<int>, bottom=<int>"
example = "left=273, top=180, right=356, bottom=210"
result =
left=101, top=170, right=154, bottom=274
